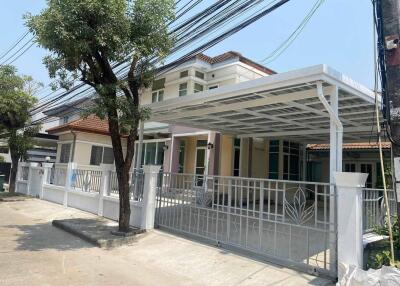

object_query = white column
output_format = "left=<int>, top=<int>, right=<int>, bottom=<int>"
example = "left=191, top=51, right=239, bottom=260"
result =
left=26, top=163, right=37, bottom=196
left=141, top=165, right=161, bottom=230
left=334, top=172, right=368, bottom=279
left=205, top=131, right=211, bottom=176
left=41, top=163, right=54, bottom=199
left=135, top=120, right=144, bottom=170
left=64, top=162, right=76, bottom=207
left=98, top=164, right=113, bottom=216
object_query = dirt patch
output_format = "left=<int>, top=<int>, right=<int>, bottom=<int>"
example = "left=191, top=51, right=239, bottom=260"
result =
left=0, top=192, right=30, bottom=202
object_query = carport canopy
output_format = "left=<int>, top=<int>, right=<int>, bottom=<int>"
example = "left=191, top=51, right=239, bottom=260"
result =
left=142, top=64, right=381, bottom=182
left=146, top=65, right=378, bottom=143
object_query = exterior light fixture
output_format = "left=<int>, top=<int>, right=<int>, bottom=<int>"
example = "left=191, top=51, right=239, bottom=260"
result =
left=207, top=142, right=214, bottom=150
left=162, top=144, right=169, bottom=151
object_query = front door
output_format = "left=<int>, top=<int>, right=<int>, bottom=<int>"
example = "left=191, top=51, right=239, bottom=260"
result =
left=195, top=146, right=206, bottom=186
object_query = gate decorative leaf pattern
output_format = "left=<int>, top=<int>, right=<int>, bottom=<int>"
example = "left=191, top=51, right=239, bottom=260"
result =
left=285, top=187, right=315, bottom=225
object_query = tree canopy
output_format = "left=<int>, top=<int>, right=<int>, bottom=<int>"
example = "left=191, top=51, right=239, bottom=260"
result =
left=0, top=65, right=40, bottom=193
left=26, top=0, right=175, bottom=231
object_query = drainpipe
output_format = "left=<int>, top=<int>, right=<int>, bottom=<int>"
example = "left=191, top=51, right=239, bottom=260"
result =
left=70, top=130, right=77, bottom=163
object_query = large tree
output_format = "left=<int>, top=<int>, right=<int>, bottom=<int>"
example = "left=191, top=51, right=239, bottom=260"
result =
left=26, top=0, right=175, bottom=232
left=0, top=65, right=39, bottom=193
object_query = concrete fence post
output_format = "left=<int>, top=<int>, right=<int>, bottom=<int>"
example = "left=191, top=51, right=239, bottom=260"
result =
left=98, top=164, right=113, bottom=216
left=141, top=165, right=161, bottom=230
left=41, top=163, right=54, bottom=199
left=64, top=162, right=77, bottom=207
left=26, top=162, right=39, bottom=196
left=334, top=172, right=368, bottom=280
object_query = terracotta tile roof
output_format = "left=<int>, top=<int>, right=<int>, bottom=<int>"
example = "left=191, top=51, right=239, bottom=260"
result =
left=195, top=51, right=276, bottom=75
left=46, top=115, right=111, bottom=136
left=307, top=142, right=391, bottom=151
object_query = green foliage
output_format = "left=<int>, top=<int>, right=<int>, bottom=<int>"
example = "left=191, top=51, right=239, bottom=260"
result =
left=368, top=250, right=392, bottom=269
left=25, top=0, right=175, bottom=140
left=0, top=65, right=37, bottom=130
left=375, top=218, right=400, bottom=249
left=25, top=0, right=175, bottom=90
left=0, top=65, right=40, bottom=162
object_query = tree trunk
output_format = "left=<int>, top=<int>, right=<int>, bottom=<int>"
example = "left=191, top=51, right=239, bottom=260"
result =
left=9, top=158, right=18, bottom=194
left=117, top=164, right=131, bottom=232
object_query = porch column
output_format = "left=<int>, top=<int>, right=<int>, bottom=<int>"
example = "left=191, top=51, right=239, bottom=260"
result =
left=135, top=120, right=144, bottom=170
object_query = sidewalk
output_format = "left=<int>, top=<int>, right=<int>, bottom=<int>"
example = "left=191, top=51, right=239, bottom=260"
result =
left=0, top=197, right=333, bottom=286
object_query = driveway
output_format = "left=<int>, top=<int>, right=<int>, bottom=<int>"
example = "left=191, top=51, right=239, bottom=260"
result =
left=0, top=196, right=333, bottom=286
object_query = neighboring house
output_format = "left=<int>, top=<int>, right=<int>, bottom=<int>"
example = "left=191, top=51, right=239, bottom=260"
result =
left=43, top=51, right=388, bottom=188
left=307, top=142, right=391, bottom=188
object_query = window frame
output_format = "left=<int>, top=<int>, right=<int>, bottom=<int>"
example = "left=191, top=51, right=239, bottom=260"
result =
left=151, top=89, right=164, bottom=103
left=194, top=83, right=204, bottom=93
left=90, top=145, right=114, bottom=166
left=195, top=70, right=205, bottom=79
left=59, top=143, right=71, bottom=163
left=179, top=82, right=188, bottom=97
left=180, top=70, right=189, bottom=78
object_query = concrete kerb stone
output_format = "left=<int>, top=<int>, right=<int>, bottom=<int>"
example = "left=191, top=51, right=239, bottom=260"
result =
left=52, top=218, right=146, bottom=248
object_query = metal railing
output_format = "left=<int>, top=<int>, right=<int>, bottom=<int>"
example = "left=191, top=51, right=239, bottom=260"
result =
left=71, top=168, right=102, bottom=193
left=19, top=166, right=29, bottom=181
left=48, top=165, right=67, bottom=186
left=363, top=188, right=397, bottom=233
left=109, top=169, right=144, bottom=201
left=156, top=173, right=336, bottom=276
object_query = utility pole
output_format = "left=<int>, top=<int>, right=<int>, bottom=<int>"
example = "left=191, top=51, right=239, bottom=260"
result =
left=379, top=0, right=400, bottom=219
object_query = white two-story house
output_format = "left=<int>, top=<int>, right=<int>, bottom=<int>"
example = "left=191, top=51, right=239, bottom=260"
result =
left=44, top=51, right=389, bottom=187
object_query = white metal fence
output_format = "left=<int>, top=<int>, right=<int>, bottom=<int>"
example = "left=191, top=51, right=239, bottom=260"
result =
left=156, top=173, right=337, bottom=278
left=109, top=170, right=145, bottom=201
left=362, top=188, right=397, bottom=233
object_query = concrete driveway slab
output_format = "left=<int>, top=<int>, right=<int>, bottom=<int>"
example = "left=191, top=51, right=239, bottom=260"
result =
left=0, top=197, right=333, bottom=286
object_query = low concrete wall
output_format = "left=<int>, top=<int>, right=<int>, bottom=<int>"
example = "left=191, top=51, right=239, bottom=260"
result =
left=40, top=183, right=144, bottom=228
left=16, top=163, right=161, bottom=231
left=16, top=181, right=28, bottom=195
left=68, top=191, right=100, bottom=214
left=43, top=184, right=65, bottom=204
left=102, top=196, right=142, bottom=227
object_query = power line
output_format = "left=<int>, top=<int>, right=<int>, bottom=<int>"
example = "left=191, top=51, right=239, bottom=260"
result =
left=260, top=0, right=325, bottom=64
left=31, top=0, right=290, bottom=124
left=0, top=31, right=30, bottom=61
left=0, top=37, right=34, bottom=65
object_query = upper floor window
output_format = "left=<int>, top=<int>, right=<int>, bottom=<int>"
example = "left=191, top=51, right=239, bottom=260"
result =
left=180, top=70, right=188, bottom=78
left=90, top=145, right=114, bottom=165
left=208, top=85, right=219, bottom=90
left=195, top=71, right=205, bottom=79
left=62, top=116, right=69, bottom=124
left=194, top=83, right=204, bottom=93
left=152, top=90, right=164, bottom=103
left=59, top=143, right=71, bottom=163
left=179, top=83, right=188, bottom=97
left=152, top=78, right=165, bottom=91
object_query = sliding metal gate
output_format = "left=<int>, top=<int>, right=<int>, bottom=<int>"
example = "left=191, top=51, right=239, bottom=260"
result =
left=155, top=173, right=337, bottom=278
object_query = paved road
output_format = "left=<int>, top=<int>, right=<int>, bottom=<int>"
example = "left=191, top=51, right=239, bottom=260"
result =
left=0, top=196, right=333, bottom=286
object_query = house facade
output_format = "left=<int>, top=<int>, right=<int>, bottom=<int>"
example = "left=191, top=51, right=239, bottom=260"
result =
left=44, top=51, right=389, bottom=188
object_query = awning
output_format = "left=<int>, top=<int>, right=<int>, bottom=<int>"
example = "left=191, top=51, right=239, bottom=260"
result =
left=145, top=65, right=379, bottom=143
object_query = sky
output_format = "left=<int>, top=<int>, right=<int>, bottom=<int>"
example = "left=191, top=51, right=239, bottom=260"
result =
left=0, top=0, right=375, bottom=94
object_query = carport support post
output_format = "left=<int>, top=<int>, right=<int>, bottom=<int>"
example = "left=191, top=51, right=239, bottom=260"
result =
left=141, top=165, right=161, bottom=230
left=323, top=83, right=343, bottom=272
left=334, top=172, right=367, bottom=280
left=64, top=162, right=76, bottom=207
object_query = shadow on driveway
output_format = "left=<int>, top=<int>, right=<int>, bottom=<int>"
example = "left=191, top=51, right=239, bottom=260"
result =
left=4, top=222, right=95, bottom=252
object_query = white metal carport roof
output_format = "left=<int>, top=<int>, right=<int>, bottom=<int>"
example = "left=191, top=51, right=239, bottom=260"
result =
left=145, top=65, right=379, bottom=143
